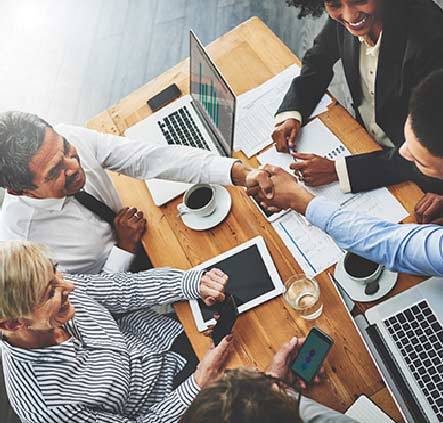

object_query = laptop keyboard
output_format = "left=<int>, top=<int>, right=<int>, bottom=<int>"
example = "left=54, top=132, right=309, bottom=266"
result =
left=383, top=300, right=443, bottom=421
left=158, top=105, right=210, bottom=150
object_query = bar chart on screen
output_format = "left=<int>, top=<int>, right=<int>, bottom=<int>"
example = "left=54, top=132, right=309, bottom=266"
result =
left=199, top=63, right=220, bottom=127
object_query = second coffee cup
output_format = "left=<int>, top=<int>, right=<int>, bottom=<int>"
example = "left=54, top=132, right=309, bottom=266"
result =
left=343, top=252, right=383, bottom=285
left=177, top=184, right=216, bottom=217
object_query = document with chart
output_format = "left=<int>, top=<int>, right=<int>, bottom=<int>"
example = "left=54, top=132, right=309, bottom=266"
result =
left=234, top=64, right=332, bottom=157
left=255, top=119, right=409, bottom=277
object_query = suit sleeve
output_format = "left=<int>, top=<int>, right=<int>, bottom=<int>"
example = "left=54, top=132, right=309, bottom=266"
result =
left=276, top=18, right=340, bottom=122
left=344, top=147, right=416, bottom=192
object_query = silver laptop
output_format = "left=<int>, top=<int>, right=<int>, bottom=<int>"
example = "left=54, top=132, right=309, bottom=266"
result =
left=124, top=31, right=236, bottom=206
left=361, top=277, right=443, bottom=422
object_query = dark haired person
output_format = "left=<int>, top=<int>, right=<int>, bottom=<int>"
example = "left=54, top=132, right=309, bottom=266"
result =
left=273, top=0, right=443, bottom=194
left=254, top=69, right=443, bottom=276
left=181, top=338, right=358, bottom=423
left=0, top=111, right=273, bottom=274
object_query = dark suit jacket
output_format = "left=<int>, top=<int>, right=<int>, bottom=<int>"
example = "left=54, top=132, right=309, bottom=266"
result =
left=277, top=0, right=443, bottom=193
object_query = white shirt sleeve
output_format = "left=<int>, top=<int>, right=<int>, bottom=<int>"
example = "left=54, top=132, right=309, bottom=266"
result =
left=80, top=126, right=237, bottom=186
left=274, top=111, right=302, bottom=126
left=335, top=158, right=352, bottom=193
left=102, top=245, right=135, bottom=273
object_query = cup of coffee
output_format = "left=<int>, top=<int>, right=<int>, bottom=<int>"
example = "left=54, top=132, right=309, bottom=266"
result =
left=343, top=252, right=383, bottom=285
left=177, top=184, right=216, bottom=218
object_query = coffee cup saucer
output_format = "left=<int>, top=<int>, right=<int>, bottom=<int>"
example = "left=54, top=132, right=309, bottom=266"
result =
left=180, top=186, right=231, bottom=231
left=334, top=255, right=398, bottom=302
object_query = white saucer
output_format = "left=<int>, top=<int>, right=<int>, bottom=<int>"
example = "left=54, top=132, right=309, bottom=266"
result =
left=334, top=256, right=398, bottom=302
left=179, top=185, right=231, bottom=231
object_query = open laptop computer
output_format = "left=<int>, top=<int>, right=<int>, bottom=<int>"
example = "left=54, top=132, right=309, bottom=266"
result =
left=354, top=277, right=443, bottom=422
left=124, top=30, right=236, bottom=206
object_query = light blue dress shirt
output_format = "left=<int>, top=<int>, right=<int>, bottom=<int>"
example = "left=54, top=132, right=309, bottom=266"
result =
left=306, top=196, right=443, bottom=276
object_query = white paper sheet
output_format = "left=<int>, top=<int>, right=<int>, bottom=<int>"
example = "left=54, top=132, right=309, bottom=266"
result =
left=255, top=120, right=409, bottom=277
left=345, top=396, right=394, bottom=423
left=234, top=64, right=332, bottom=157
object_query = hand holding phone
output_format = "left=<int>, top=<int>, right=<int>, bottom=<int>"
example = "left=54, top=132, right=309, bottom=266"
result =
left=212, top=294, right=238, bottom=346
left=290, top=327, right=333, bottom=385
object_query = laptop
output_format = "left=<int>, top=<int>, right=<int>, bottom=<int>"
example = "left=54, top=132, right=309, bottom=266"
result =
left=124, top=30, right=236, bottom=206
left=357, top=277, right=443, bottom=422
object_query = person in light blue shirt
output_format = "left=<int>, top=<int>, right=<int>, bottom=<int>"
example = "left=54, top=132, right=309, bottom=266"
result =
left=250, top=68, right=443, bottom=277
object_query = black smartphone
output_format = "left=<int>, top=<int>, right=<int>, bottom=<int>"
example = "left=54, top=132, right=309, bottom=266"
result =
left=147, top=83, right=181, bottom=112
left=212, top=294, right=238, bottom=346
left=291, top=327, right=333, bottom=384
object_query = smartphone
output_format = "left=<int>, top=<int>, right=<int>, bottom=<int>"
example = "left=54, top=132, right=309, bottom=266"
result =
left=147, top=83, right=181, bottom=112
left=212, top=294, right=238, bottom=346
left=291, top=327, right=333, bottom=383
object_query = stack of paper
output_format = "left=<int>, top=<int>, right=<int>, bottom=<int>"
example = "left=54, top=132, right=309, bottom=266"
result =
left=345, top=396, right=395, bottom=423
left=255, top=120, right=409, bottom=277
left=234, top=64, right=332, bottom=157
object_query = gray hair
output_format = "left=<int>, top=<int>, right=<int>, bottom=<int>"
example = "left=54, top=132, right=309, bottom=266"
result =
left=0, top=111, right=50, bottom=192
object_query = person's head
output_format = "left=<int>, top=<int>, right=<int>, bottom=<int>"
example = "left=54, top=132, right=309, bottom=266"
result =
left=180, top=368, right=301, bottom=423
left=0, top=111, right=86, bottom=199
left=0, top=241, right=75, bottom=337
left=286, top=0, right=381, bottom=39
left=400, top=69, right=443, bottom=179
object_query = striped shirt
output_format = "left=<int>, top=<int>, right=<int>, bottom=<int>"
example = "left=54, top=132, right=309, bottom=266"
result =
left=1, top=267, right=204, bottom=422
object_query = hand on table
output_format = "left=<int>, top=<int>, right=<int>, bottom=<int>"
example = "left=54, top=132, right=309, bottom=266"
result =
left=266, top=337, right=324, bottom=390
left=115, top=207, right=147, bottom=253
left=290, top=153, right=338, bottom=187
left=247, top=165, right=315, bottom=215
left=193, top=335, right=234, bottom=389
left=199, top=268, right=228, bottom=307
left=272, top=119, right=301, bottom=153
left=414, top=193, right=443, bottom=225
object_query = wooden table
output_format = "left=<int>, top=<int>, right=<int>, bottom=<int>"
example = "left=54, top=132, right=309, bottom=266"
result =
left=87, top=16, right=424, bottom=422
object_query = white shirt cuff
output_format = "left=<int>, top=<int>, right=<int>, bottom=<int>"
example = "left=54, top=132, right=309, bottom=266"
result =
left=275, top=111, right=302, bottom=126
left=335, top=158, right=352, bottom=193
left=102, top=245, right=135, bottom=273
left=206, top=157, right=239, bottom=186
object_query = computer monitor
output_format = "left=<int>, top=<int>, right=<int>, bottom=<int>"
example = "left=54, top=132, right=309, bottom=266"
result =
left=190, top=30, right=235, bottom=157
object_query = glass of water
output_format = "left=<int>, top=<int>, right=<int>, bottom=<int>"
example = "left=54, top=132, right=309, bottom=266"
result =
left=283, top=274, right=323, bottom=319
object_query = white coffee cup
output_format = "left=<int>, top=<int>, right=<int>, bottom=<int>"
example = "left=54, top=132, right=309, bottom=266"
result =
left=177, top=184, right=216, bottom=218
left=343, top=252, right=383, bottom=285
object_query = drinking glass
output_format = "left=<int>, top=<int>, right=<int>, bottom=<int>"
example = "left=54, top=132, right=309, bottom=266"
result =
left=283, top=274, right=323, bottom=319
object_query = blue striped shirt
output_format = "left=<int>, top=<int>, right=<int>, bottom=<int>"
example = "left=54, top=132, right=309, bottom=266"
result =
left=1, top=267, right=204, bottom=422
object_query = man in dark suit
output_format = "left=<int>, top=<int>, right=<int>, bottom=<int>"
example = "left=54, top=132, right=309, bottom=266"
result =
left=273, top=0, right=443, bottom=194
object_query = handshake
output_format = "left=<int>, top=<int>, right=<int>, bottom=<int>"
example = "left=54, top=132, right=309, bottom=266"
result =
left=245, top=164, right=316, bottom=217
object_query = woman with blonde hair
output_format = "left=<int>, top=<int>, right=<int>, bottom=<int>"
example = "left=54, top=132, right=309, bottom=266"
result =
left=0, top=240, right=232, bottom=423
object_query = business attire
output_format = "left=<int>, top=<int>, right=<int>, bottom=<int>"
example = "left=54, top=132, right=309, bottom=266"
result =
left=0, top=124, right=237, bottom=274
left=276, top=0, right=443, bottom=193
left=1, top=267, right=204, bottom=423
left=299, top=396, right=357, bottom=422
left=306, top=196, right=443, bottom=276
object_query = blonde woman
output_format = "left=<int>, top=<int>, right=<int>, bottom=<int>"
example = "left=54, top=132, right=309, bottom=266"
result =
left=0, top=240, right=232, bottom=423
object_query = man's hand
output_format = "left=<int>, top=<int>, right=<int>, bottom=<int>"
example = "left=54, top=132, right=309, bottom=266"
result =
left=247, top=165, right=314, bottom=215
left=266, top=337, right=324, bottom=390
left=272, top=119, right=301, bottom=153
left=415, top=193, right=443, bottom=225
left=193, top=335, right=234, bottom=389
left=231, top=162, right=274, bottom=200
left=199, top=268, right=228, bottom=307
left=290, top=153, right=338, bottom=187
left=114, top=207, right=147, bottom=253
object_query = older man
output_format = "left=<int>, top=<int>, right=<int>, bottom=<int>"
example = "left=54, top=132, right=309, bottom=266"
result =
left=0, top=111, right=273, bottom=274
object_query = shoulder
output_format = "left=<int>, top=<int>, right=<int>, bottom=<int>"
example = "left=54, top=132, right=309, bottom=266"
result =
left=404, top=0, right=443, bottom=43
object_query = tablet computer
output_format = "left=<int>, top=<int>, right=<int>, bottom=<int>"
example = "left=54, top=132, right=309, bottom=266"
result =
left=189, top=236, right=284, bottom=331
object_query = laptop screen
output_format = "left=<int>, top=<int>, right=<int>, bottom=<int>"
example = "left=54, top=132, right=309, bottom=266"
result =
left=190, top=31, right=235, bottom=157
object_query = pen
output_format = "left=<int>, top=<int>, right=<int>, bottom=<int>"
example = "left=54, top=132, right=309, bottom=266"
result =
left=288, top=144, right=304, bottom=181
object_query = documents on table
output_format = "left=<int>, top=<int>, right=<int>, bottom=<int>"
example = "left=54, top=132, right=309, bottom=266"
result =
left=345, top=395, right=395, bottom=422
left=255, top=119, right=409, bottom=277
left=234, top=64, right=333, bottom=158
